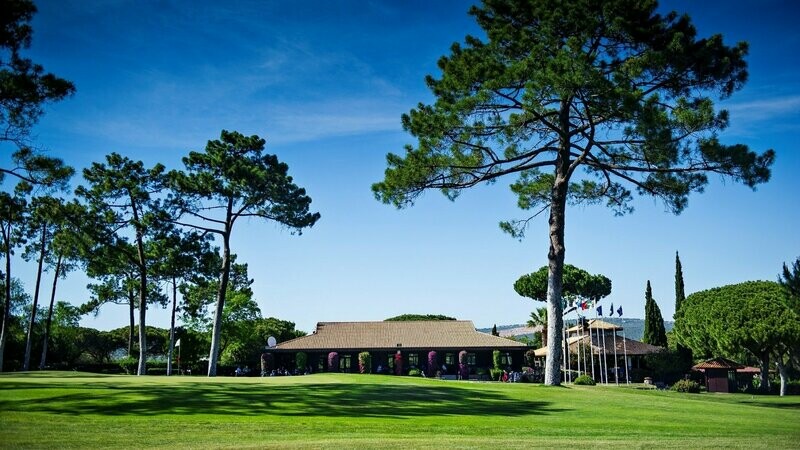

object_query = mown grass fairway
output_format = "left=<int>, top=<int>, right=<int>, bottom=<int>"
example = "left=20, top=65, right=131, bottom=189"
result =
left=1, top=372, right=798, bottom=448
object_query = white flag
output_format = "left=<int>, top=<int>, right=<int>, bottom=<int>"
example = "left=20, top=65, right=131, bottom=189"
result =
left=175, top=339, right=181, bottom=347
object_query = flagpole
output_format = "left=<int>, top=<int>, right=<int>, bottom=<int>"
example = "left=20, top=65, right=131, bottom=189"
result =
left=575, top=310, right=581, bottom=377
left=601, top=315, right=608, bottom=384
left=562, top=315, right=568, bottom=384
left=620, top=308, right=630, bottom=384
left=612, top=318, right=619, bottom=385
left=590, top=308, right=596, bottom=382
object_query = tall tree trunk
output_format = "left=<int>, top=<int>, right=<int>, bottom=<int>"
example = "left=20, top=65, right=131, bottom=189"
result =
left=760, top=351, right=770, bottom=393
left=23, top=225, right=47, bottom=371
left=131, top=199, right=147, bottom=376
left=167, top=276, right=177, bottom=376
left=543, top=101, right=571, bottom=386
left=128, top=286, right=134, bottom=356
left=0, top=227, right=12, bottom=372
left=208, top=230, right=231, bottom=377
left=776, top=355, right=787, bottom=397
left=39, top=254, right=62, bottom=369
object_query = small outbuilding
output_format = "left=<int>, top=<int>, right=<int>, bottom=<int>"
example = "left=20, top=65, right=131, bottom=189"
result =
left=692, top=357, right=745, bottom=393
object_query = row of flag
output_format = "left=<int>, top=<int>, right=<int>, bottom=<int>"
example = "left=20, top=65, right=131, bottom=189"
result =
left=596, top=304, right=623, bottom=317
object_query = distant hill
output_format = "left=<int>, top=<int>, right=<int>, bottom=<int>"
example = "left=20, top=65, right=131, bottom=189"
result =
left=479, top=318, right=673, bottom=342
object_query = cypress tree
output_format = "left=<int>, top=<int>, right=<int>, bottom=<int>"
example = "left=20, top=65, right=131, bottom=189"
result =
left=675, top=252, right=686, bottom=316
left=491, top=324, right=499, bottom=336
left=675, top=252, right=693, bottom=365
left=643, top=280, right=668, bottom=347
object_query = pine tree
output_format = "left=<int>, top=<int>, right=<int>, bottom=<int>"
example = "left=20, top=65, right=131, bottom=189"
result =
left=643, top=280, right=668, bottom=347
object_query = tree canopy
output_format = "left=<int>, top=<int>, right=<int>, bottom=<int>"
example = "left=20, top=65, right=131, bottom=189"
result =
left=673, top=281, right=799, bottom=393
left=514, top=264, right=611, bottom=305
left=372, top=0, right=772, bottom=385
left=384, top=314, right=457, bottom=321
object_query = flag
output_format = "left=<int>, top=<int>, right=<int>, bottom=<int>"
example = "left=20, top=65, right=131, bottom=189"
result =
left=617, top=306, right=623, bottom=317
left=175, top=339, right=181, bottom=347
left=609, top=303, right=614, bottom=316
left=596, top=305, right=602, bottom=316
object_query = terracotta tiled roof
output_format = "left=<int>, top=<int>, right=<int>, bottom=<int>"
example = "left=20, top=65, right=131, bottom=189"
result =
left=532, top=334, right=663, bottom=357
left=272, top=321, right=528, bottom=351
left=692, top=357, right=745, bottom=370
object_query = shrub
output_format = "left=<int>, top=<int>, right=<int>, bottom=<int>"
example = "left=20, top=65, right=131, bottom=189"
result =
left=574, top=374, right=596, bottom=385
left=492, top=350, right=501, bottom=370
left=671, top=379, right=701, bottom=393
left=296, top=352, right=308, bottom=372
left=328, top=352, right=339, bottom=372
left=394, top=352, right=404, bottom=376
left=427, top=351, right=437, bottom=377
left=458, top=350, right=469, bottom=379
left=408, top=368, right=422, bottom=377
left=117, top=356, right=138, bottom=375
left=524, top=349, right=537, bottom=367
left=358, top=352, right=372, bottom=374
left=489, top=368, right=503, bottom=381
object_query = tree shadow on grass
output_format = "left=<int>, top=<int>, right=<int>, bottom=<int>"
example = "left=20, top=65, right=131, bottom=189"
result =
left=0, top=379, right=569, bottom=419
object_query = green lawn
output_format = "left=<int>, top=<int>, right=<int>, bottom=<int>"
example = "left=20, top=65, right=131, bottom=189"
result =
left=1, top=372, right=798, bottom=448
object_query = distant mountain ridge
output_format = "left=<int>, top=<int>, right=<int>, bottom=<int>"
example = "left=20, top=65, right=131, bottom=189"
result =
left=479, top=318, right=674, bottom=342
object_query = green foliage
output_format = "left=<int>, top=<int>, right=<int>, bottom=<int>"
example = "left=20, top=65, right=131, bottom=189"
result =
left=674, top=281, right=800, bottom=391
left=574, top=374, right=596, bottom=386
left=384, top=314, right=456, bottom=321
left=0, top=0, right=75, bottom=186
left=407, top=368, right=422, bottom=377
left=515, top=265, right=611, bottom=305
left=644, top=350, right=692, bottom=383
left=117, top=356, right=138, bottom=375
left=671, top=379, right=701, bottom=393
left=358, top=352, right=372, bottom=374
left=489, top=368, right=503, bottom=381
left=491, top=324, right=498, bottom=336
left=296, top=352, right=308, bottom=372
left=643, top=281, right=668, bottom=347
left=169, top=130, right=320, bottom=376
left=778, top=257, right=800, bottom=314
left=524, top=349, right=537, bottom=367
left=675, top=252, right=686, bottom=316
left=492, top=350, right=501, bottom=370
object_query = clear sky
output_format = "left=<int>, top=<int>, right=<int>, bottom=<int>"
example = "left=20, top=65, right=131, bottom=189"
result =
left=3, top=0, right=799, bottom=335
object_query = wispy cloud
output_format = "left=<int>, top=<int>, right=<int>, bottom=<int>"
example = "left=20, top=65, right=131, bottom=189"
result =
left=723, top=95, right=800, bottom=136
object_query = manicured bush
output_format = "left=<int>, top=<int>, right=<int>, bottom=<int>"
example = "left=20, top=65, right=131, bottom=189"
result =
left=492, top=350, right=501, bottom=370
left=489, top=368, right=503, bottom=381
left=574, top=374, right=596, bottom=385
left=671, top=379, right=701, bottom=393
left=296, top=352, right=308, bottom=372
left=525, top=349, right=537, bottom=367
left=328, top=352, right=339, bottom=372
left=358, top=352, right=372, bottom=374
left=458, top=350, right=469, bottom=380
left=408, top=368, right=422, bottom=377
left=394, top=352, right=404, bottom=376
left=427, top=351, right=437, bottom=377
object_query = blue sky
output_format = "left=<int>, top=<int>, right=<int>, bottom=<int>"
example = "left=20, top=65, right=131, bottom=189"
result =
left=3, top=0, right=799, bottom=334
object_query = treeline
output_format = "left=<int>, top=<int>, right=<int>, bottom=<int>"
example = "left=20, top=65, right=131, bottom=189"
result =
left=0, top=2, right=318, bottom=377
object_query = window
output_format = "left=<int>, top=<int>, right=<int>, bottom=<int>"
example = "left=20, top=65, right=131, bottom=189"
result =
left=317, top=355, right=325, bottom=371
left=408, top=353, right=419, bottom=367
left=445, top=353, right=455, bottom=365
left=467, top=353, right=476, bottom=366
left=500, top=352, right=512, bottom=366
left=387, top=354, right=394, bottom=369
left=340, top=354, right=352, bottom=372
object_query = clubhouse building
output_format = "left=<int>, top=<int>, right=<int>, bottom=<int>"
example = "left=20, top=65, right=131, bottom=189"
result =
left=269, top=320, right=528, bottom=375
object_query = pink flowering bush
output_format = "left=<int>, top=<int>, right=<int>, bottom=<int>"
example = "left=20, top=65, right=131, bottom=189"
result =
left=394, top=352, right=404, bottom=376
left=427, top=351, right=438, bottom=377
left=328, top=352, right=339, bottom=372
